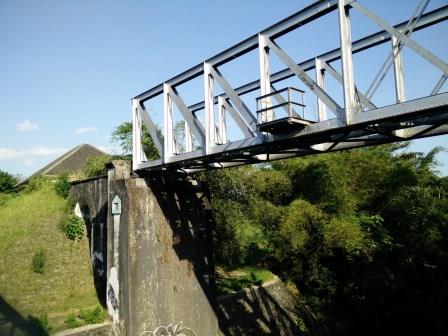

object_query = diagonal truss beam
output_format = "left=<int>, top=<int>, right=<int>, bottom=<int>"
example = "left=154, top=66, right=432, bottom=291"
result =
left=350, top=1, right=448, bottom=76
left=319, top=59, right=377, bottom=110
left=264, top=35, right=344, bottom=119
left=138, top=104, right=164, bottom=155
left=210, top=66, right=257, bottom=131
left=165, top=84, right=206, bottom=147
left=219, top=97, right=254, bottom=138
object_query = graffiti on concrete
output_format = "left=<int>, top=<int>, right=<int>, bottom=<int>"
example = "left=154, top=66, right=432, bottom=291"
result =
left=107, top=266, right=119, bottom=323
left=139, top=321, right=196, bottom=336
left=92, top=251, right=105, bottom=276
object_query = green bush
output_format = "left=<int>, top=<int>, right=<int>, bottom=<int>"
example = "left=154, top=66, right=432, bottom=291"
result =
left=60, top=214, right=84, bottom=241
left=54, top=173, right=70, bottom=198
left=32, top=248, right=46, bottom=274
left=82, top=156, right=112, bottom=178
left=0, top=170, right=17, bottom=193
left=78, top=305, right=105, bottom=324
left=64, top=313, right=84, bottom=329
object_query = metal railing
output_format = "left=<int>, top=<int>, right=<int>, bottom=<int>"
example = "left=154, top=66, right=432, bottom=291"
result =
left=256, top=87, right=306, bottom=124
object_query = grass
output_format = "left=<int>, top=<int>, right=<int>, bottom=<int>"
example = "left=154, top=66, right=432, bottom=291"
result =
left=0, top=183, right=103, bottom=333
left=216, top=267, right=275, bottom=295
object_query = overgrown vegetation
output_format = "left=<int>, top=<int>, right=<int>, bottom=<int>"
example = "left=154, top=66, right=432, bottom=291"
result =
left=54, top=173, right=70, bottom=198
left=64, top=305, right=105, bottom=329
left=216, top=267, right=274, bottom=295
left=60, top=213, right=85, bottom=241
left=82, top=155, right=113, bottom=178
left=0, top=177, right=103, bottom=332
left=203, top=143, right=448, bottom=335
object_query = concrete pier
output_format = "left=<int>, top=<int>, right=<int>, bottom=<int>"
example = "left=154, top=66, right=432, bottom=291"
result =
left=71, top=161, right=220, bottom=336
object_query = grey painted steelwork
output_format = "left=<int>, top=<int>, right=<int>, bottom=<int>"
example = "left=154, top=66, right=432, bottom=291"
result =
left=132, top=0, right=448, bottom=173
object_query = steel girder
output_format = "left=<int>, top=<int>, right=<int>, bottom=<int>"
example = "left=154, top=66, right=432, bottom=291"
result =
left=132, top=0, right=448, bottom=173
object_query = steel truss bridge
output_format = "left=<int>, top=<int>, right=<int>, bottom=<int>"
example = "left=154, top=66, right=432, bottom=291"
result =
left=132, top=0, right=448, bottom=173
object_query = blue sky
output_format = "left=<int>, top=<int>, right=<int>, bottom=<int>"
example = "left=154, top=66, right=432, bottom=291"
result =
left=0, top=0, right=447, bottom=177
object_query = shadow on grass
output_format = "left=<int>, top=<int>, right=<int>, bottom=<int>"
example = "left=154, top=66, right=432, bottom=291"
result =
left=0, top=296, right=50, bottom=336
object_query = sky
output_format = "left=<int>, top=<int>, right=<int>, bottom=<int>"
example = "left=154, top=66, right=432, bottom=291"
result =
left=0, top=0, right=447, bottom=177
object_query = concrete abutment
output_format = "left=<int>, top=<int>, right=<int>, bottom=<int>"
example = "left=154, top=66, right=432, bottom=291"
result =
left=71, top=161, right=220, bottom=336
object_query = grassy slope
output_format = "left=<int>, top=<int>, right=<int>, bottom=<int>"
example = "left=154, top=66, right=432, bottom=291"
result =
left=0, top=186, right=102, bottom=333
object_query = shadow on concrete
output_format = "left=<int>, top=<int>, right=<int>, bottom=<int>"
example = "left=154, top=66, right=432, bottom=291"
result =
left=80, top=203, right=108, bottom=307
left=144, top=173, right=319, bottom=336
left=0, top=296, right=49, bottom=336
left=144, top=173, right=218, bottom=310
left=216, top=284, right=303, bottom=336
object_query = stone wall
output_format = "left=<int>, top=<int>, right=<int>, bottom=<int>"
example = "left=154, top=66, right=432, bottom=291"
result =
left=217, top=278, right=309, bottom=336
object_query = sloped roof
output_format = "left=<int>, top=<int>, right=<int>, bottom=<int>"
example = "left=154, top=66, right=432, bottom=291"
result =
left=21, top=144, right=105, bottom=184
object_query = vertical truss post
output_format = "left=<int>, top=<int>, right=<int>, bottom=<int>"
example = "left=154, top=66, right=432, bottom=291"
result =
left=259, top=34, right=273, bottom=122
left=163, top=83, right=174, bottom=161
left=315, top=58, right=327, bottom=121
left=217, top=96, right=227, bottom=144
left=132, top=99, right=146, bottom=170
left=392, top=36, right=409, bottom=138
left=204, top=62, right=215, bottom=154
left=391, top=36, right=406, bottom=103
left=338, top=0, right=357, bottom=125
left=184, top=120, right=193, bottom=152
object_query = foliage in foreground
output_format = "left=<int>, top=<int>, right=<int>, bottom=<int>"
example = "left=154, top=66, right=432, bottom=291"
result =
left=203, top=144, right=448, bottom=335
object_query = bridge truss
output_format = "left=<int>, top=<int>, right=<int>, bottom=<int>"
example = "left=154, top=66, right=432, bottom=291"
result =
left=132, top=0, right=448, bottom=173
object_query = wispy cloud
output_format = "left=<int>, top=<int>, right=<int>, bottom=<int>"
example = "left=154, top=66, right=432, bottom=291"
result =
left=24, top=159, right=34, bottom=167
left=96, top=145, right=120, bottom=154
left=74, top=127, right=96, bottom=134
left=0, top=146, right=66, bottom=161
left=16, top=120, right=39, bottom=132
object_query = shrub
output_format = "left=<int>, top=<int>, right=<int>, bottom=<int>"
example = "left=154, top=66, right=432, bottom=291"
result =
left=78, top=305, right=105, bottom=324
left=60, top=214, right=84, bottom=241
left=64, top=312, right=84, bottom=329
left=32, top=248, right=46, bottom=274
left=82, top=156, right=112, bottom=178
left=54, top=173, right=70, bottom=198
left=0, top=170, right=17, bottom=193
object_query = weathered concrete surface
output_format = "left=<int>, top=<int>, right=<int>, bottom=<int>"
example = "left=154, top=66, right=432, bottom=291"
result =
left=108, top=162, right=219, bottom=336
left=217, top=278, right=307, bottom=336
left=70, top=163, right=220, bottom=335
left=53, top=322, right=117, bottom=336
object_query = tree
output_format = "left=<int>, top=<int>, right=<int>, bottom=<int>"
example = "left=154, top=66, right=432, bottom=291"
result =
left=205, top=144, right=448, bottom=334
left=111, top=122, right=160, bottom=160
left=0, top=170, right=17, bottom=193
